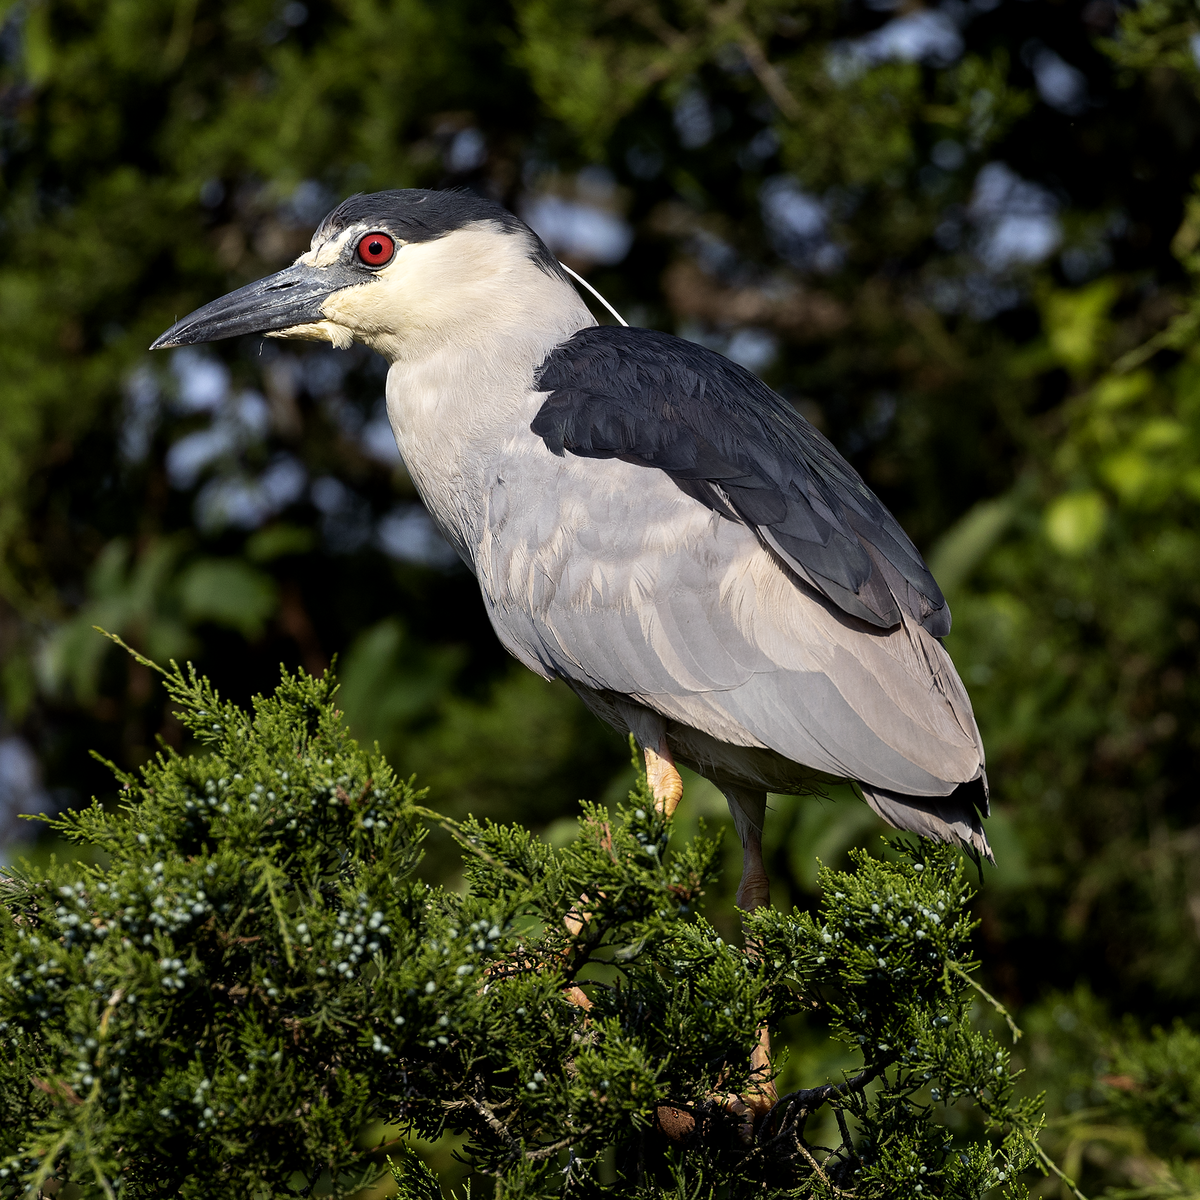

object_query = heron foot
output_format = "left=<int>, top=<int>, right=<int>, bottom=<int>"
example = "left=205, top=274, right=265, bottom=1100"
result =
left=563, top=891, right=592, bottom=939
left=645, top=739, right=683, bottom=817
left=722, top=1025, right=778, bottom=1143
left=562, top=984, right=592, bottom=1010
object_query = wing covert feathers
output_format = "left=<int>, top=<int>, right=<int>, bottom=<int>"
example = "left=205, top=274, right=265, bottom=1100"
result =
left=532, top=325, right=950, bottom=636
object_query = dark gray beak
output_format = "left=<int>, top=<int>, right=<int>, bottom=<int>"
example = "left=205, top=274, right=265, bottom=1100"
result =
left=150, top=261, right=361, bottom=349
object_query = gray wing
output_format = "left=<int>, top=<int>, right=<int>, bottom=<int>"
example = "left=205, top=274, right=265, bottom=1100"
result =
left=476, top=443, right=984, bottom=802
left=531, top=325, right=950, bottom=636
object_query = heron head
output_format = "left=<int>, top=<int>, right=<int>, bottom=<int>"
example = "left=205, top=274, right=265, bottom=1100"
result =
left=151, top=189, right=573, bottom=362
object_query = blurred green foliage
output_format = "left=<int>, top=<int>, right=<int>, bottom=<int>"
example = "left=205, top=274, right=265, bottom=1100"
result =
left=3, top=0, right=1200, bottom=1193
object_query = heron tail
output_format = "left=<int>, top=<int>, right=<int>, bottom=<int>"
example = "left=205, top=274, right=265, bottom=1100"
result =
left=857, top=775, right=994, bottom=865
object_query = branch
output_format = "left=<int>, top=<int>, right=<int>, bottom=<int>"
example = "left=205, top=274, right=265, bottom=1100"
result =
left=704, top=0, right=803, bottom=120
left=735, top=32, right=801, bottom=120
left=834, top=1107, right=859, bottom=1167
left=793, top=1138, right=853, bottom=1198
left=463, top=1093, right=520, bottom=1154
left=254, top=863, right=297, bottom=969
left=743, top=1067, right=879, bottom=1169
left=93, top=628, right=172, bottom=678
left=764, top=1067, right=878, bottom=1129
left=87, top=1153, right=118, bottom=1200
left=945, top=961, right=1022, bottom=1044
left=624, top=0, right=694, bottom=53
left=524, top=1128, right=594, bottom=1163
left=453, top=1089, right=592, bottom=1165
left=1025, top=1132, right=1090, bottom=1200
left=1111, top=307, right=1199, bottom=374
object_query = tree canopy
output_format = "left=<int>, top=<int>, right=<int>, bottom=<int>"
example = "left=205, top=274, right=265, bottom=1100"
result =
left=1, top=657, right=1043, bottom=1198
left=3, top=0, right=1200, bottom=1193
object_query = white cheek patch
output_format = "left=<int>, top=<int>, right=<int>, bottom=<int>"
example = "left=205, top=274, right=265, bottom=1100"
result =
left=319, top=275, right=407, bottom=341
left=266, top=321, right=355, bottom=350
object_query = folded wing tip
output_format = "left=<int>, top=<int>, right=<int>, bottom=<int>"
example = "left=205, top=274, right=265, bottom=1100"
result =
left=858, top=777, right=995, bottom=864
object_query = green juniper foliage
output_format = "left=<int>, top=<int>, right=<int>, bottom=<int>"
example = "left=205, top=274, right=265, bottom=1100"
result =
left=1, top=655, right=1045, bottom=1198
left=1097, top=1021, right=1200, bottom=1197
left=1017, top=997, right=1200, bottom=1200
left=0, top=652, right=430, bottom=1198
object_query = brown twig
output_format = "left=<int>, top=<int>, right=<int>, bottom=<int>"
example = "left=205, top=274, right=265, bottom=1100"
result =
left=32, top=1077, right=83, bottom=1106
left=794, top=1138, right=854, bottom=1198
left=524, top=1128, right=594, bottom=1163
left=464, top=1094, right=520, bottom=1154
left=736, top=33, right=801, bottom=119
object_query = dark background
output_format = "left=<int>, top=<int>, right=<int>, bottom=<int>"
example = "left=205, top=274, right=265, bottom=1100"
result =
left=2, top=0, right=1199, bottom=1189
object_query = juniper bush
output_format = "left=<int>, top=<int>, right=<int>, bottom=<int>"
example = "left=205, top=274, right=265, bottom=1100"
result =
left=2, top=651, right=1044, bottom=1198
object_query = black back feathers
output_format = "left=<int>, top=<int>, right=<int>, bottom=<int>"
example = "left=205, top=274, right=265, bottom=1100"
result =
left=532, top=326, right=949, bottom=636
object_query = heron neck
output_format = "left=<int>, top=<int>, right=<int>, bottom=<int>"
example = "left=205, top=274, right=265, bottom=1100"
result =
left=383, top=291, right=594, bottom=567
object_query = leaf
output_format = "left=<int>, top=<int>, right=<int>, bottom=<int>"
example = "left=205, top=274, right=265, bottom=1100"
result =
left=1042, top=280, right=1120, bottom=377
left=176, top=558, right=278, bottom=639
left=929, top=493, right=1018, bottom=595
left=1044, top=490, right=1107, bottom=555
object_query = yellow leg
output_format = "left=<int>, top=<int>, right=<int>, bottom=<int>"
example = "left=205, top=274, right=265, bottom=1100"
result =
left=644, top=738, right=683, bottom=817
left=727, top=822, right=778, bottom=1139
left=736, top=829, right=771, bottom=913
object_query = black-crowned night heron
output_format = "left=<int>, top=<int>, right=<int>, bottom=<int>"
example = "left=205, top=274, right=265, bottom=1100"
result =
left=153, top=189, right=991, bottom=916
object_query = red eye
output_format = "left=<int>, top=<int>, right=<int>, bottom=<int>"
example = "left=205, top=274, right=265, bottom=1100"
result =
left=357, top=232, right=395, bottom=266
